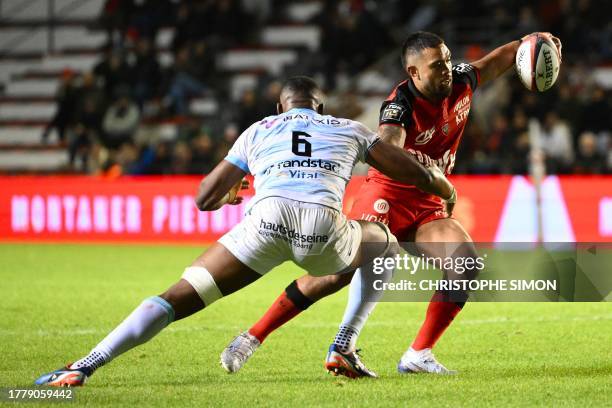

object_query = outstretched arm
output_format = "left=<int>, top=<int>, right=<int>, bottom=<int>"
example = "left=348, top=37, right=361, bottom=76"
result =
left=366, top=140, right=455, bottom=201
left=195, top=160, right=247, bottom=211
left=471, top=32, right=562, bottom=86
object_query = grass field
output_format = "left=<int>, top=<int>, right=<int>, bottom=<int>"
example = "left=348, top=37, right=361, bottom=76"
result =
left=1, top=243, right=611, bottom=407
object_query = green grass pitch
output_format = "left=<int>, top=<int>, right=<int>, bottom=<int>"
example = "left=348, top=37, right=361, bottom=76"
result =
left=1, top=244, right=611, bottom=407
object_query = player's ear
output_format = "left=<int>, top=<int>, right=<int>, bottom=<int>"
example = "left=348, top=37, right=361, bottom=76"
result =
left=316, top=104, right=324, bottom=114
left=407, top=65, right=419, bottom=80
left=276, top=102, right=283, bottom=115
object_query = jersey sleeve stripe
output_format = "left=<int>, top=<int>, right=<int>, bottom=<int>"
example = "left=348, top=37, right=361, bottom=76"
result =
left=364, top=136, right=382, bottom=160
left=224, top=156, right=249, bottom=173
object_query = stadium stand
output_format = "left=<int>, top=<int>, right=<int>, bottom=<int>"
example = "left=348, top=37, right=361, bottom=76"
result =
left=0, top=0, right=610, bottom=176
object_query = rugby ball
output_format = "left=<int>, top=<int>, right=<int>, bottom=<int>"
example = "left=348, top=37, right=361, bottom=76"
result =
left=515, top=34, right=560, bottom=92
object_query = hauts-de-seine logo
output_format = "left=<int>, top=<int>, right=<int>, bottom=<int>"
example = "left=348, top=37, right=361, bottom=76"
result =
left=373, top=199, right=390, bottom=214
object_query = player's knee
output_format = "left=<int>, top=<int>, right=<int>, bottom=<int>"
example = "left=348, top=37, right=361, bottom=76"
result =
left=358, top=221, right=397, bottom=257
left=181, top=266, right=224, bottom=307
left=374, top=221, right=399, bottom=258
left=285, top=280, right=314, bottom=310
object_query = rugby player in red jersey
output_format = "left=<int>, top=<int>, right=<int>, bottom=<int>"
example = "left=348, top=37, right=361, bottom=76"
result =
left=221, top=31, right=562, bottom=378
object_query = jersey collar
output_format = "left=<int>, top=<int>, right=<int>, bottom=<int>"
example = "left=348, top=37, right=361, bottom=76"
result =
left=408, top=79, right=428, bottom=100
left=285, top=107, right=317, bottom=114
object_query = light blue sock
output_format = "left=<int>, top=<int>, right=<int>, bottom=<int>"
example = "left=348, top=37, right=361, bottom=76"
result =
left=334, top=260, right=394, bottom=352
left=71, top=296, right=174, bottom=372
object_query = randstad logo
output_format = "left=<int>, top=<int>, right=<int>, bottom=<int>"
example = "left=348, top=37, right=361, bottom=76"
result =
left=415, top=126, right=435, bottom=145
left=264, top=158, right=340, bottom=175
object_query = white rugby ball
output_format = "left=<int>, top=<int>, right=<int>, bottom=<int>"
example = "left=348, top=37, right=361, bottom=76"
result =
left=515, top=34, right=561, bottom=92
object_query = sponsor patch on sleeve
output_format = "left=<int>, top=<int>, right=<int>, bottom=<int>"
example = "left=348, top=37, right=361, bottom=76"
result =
left=381, top=103, right=405, bottom=122
left=453, top=63, right=474, bottom=73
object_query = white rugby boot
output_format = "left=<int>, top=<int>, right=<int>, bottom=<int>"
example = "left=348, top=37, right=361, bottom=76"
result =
left=397, top=347, right=456, bottom=375
left=220, top=331, right=261, bottom=373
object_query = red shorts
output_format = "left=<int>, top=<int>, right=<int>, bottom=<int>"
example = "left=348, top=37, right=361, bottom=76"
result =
left=347, top=179, right=448, bottom=240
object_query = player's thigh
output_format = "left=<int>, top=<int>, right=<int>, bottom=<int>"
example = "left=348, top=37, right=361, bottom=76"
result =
left=416, top=218, right=479, bottom=278
left=415, top=217, right=472, bottom=243
left=191, top=242, right=262, bottom=296
left=160, top=243, right=261, bottom=320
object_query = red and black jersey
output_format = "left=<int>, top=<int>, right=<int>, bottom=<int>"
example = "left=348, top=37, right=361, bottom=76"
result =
left=368, top=63, right=480, bottom=189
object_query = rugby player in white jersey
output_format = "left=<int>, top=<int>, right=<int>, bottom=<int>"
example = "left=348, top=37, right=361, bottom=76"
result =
left=35, top=76, right=455, bottom=386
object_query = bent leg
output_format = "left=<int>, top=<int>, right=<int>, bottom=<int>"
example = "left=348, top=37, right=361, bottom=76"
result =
left=333, top=221, right=399, bottom=352
left=248, top=273, right=354, bottom=343
left=243, top=220, right=398, bottom=347
left=163, top=242, right=261, bottom=320
left=411, top=218, right=476, bottom=352
left=69, top=242, right=260, bottom=375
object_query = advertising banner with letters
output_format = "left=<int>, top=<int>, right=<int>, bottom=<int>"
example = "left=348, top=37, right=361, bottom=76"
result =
left=0, top=175, right=610, bottom=244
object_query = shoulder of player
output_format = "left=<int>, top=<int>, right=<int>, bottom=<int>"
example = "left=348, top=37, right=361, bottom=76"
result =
left=452, top=63, right=479, bottom=87
left=344, top=118, right=375, bottom=135
left=385, top=79, right=412, bottom=102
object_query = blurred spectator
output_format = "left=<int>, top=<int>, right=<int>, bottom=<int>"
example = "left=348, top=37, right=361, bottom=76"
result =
left=573, top=131, right=608, bottom=174
left=102, top=88, right=141, bottom=150
left=69, top=97, right=102, bottom=172
left=148, top=141, right=173, bottom=174
left=190, top=132, right=217, bottom=174
left=237, top=89, right=262, bottom=131
left=554, top=83, right=582, bottom=131
left=41, top=69, right=78, bottom=144
left=93, top=49, right=132, bottom=98
left=166, top=46, right=209, bottom=115
left=580, top=86, right=611, bottom=153
left=258, top=81, right=283, bottom=118
left=125, top=0, right=165, bottom=42
left=131, top=38, right=162, bottom=107
left=536, top=112, right=574, bottom=174
left=315, top=0, right=392, bottom=89
left=214, top=124, right=240, bottom=163
left=170, top=142, right=192, bottom=174
left=172, top=2, right=212, bottom=52
left=209, top=0, right=253, bottom=47
left=99, top=0, right=133, bottom=47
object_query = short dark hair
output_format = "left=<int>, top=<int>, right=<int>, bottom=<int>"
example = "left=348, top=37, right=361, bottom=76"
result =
left=280, top=76, right=322, bottom=101
left=401, top=31, right=444, bottom=67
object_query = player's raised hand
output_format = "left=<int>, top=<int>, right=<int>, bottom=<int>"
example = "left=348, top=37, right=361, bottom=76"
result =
left=445, top=187, right=456, bottom=217
left=522, top=32, right=562, bottom=61
left=427, top=164, right=456, bottom=216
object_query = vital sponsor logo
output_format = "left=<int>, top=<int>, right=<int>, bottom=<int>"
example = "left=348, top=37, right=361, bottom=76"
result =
left=258, top=219, right=329, bottom=246
left=373, top=199, right=390, bottom=214
left=287, top=170, right=319, bottom=179
left=415, top=126, right=436, bottom=145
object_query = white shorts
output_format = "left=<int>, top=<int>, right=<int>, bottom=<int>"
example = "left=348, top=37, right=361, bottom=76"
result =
left=218, top=197, right=362, bottom=276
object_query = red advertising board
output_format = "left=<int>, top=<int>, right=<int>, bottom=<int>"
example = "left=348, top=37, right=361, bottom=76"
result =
left=0, top=175, right=610, bottom=243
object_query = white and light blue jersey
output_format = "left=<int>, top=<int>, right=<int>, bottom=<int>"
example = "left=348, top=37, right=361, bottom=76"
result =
left=225, top=108, right=379, bottom=212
